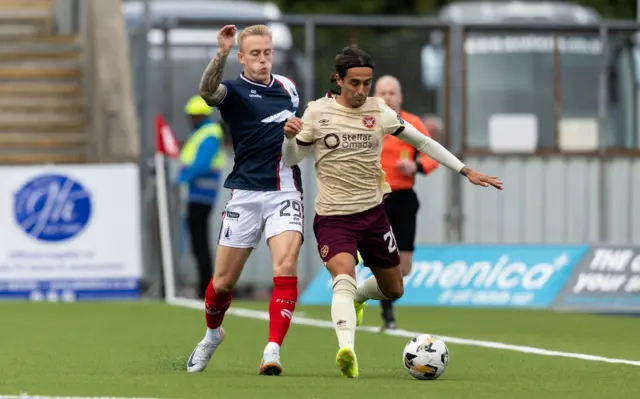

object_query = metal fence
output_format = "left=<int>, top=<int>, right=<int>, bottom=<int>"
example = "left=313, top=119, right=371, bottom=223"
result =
left=124, top=15, right=640, bottom=295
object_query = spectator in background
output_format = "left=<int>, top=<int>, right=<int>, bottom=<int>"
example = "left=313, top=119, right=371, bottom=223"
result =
left=422, top=114, right=445, bottom=145
left=176, top=95, right=227, bottom=299
left=374, top=75, right=439, bottom=331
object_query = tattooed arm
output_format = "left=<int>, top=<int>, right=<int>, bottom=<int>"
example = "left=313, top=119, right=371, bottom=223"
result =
left=198, top=51, right=230, bottom=106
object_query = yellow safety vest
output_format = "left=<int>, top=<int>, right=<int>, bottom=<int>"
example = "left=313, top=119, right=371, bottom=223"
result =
left=180, top=122, right=226, bottom=170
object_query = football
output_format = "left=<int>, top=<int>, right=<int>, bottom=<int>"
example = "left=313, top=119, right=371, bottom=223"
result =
left=402, top=334, right=449, bottom=380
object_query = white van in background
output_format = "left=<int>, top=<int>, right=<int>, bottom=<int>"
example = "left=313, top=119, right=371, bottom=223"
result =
left=422, top=1, right=640, bottom=152
left=122, top=0, right=302, bottom=141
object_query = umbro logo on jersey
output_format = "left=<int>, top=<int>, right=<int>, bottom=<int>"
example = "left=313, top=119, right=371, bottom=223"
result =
left=249, top=89, right=262, bottom=99
left=280, top=309, right=293, bottom=319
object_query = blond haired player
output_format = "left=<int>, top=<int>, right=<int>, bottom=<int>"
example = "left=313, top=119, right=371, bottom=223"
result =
left=186, top=24, right=303, bottom=376
left=281, top=46, right=503, bottom=378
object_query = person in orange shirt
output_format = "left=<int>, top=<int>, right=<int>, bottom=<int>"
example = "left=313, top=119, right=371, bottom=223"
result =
left=374, top=75, right=439, bottom=331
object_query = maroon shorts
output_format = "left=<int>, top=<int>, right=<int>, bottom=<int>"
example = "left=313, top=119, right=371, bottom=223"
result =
left=313, top=204, right=401, bottom=268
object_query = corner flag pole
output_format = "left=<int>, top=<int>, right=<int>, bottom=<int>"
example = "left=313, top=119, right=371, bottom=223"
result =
left=154, top=115, right=179, bottom=301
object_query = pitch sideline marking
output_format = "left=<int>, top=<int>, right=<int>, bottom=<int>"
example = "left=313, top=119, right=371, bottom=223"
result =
left=0, top=396, right=161, bottom=399
left=169, top=297, right=640, bottom=368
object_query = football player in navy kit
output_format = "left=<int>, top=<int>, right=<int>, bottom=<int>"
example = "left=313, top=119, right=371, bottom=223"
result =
left=186, top=24, right=303, bottom=376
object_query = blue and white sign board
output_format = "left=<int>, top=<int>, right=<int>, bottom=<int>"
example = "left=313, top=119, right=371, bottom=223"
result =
left=552, top=246, right=640, bottom=313
left=300, top=245, right=589, bottom=308
left=0, top=164, right=142, bottom=301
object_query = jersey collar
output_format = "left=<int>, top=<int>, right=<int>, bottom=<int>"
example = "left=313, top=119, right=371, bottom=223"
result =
left=326, top=90, right=339, bottom=98
left=240, top=72, right=274, bottom=88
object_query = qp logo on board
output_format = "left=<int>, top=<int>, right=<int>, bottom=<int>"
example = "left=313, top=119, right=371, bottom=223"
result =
left=13, top=174, right=92, bottom=242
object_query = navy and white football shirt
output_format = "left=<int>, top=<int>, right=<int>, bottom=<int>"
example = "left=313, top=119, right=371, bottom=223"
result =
left=217, top=73, right=303, bottom=192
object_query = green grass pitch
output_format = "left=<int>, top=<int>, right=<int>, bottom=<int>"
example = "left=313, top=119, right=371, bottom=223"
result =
left=1, top=301, right=639, bottom=399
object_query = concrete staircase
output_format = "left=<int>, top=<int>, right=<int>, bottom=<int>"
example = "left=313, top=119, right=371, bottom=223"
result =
left=0, top=0, right=87, bottom=165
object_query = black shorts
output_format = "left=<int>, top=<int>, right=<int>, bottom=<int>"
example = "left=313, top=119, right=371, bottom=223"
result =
left=383, top=189, right=419, bottom=252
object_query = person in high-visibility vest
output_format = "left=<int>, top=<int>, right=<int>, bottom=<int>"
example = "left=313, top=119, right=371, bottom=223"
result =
left=374, top=75, right=439, bottom=331
left=177, top=95, right=227, bottom=299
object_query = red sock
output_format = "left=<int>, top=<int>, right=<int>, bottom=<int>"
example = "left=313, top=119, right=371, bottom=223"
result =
left=204, top=280, right=232, bottom=329
left=268, top=276, right=298, bottom=346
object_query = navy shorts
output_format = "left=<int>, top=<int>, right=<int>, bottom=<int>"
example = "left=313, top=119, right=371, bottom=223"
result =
left=313, top=204, right=401, bottom=268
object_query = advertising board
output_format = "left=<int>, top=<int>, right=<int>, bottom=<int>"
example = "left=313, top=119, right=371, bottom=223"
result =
left=553, top=246, right=640, bottom=313
left=300, top=245, right=589, bottom=308
left=0, top=164, right=143, bottom=301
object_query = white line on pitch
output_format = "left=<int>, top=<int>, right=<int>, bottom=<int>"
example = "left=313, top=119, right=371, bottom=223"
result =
left=169, top=297, right=640, bottom=368
left=0, top=396, right=161, bottom=399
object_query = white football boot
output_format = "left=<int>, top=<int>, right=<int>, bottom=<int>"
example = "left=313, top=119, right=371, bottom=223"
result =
left=259, top=343, right=283, bottom=376
left=186, top=327, right=225, bottom=372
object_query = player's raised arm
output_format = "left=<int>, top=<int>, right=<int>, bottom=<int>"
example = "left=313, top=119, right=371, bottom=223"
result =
left=199, top=25, right=237, bottom=106
left=381, top=106, right=503, bottom=190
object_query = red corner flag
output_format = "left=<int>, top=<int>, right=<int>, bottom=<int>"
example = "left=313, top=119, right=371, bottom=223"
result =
left=155, top=114, right=180, bottom=158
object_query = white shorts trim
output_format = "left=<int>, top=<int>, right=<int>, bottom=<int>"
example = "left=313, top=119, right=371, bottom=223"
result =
left=265, top=226, right=304, bottom=241
left=216, top=241, right=255, bottom=249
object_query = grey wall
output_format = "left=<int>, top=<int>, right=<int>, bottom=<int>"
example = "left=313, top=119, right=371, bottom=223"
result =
left=460, top=156, right=640, bottom=246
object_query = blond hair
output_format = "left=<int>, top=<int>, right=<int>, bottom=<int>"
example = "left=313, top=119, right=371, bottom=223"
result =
left=238, top=24, right=272, bottom=51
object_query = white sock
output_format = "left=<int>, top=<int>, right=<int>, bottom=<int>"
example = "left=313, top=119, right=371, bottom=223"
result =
left=204, top=327, right=220, bottom=344
left=354, top=275, right=390, bottom=304
left=265, top=342, right=280, bottom=353
left=331, top=274, right=357, bottom=350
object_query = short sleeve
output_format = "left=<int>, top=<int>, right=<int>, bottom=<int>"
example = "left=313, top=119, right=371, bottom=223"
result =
left=215, top=81, right=238, bottom=113
left=380, top=103, right=406, bottom=136
left=296, top=105, right=315, bottom=146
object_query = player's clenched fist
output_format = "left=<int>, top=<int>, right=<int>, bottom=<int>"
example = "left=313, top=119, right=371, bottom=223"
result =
left=284, top=117, right=303, bottom=138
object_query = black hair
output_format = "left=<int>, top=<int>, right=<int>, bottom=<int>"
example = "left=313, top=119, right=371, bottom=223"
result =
left=328, top=45, right=375, bottom=95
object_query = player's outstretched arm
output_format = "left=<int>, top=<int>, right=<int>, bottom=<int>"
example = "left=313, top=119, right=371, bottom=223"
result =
left=395, top=122, right=464, bottom=172
left=281, top=117, right=312, bottom=167
left=395, top=123, right=503, bottom=190
left=199, top=25, right=237, bottom=106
